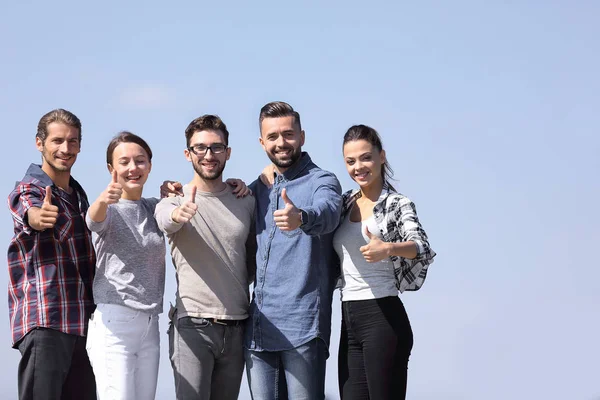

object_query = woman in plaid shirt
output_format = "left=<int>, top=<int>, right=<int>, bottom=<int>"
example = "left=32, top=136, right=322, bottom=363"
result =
left=333, top=124, right=436, bottom=400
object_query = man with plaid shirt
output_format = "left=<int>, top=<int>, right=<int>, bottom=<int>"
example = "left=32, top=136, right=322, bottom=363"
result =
left=7, top=109, right=97, bottom=400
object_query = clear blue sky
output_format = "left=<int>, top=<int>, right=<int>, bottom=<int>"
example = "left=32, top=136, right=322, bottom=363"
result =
left=2, top=1, right=599, bottom=399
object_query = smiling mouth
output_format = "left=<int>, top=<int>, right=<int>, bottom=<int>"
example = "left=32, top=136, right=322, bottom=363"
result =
left=126, top=175, right=141, bottom=181
left=355, top=172, right=369, bottom=179
left=275, top=149, right=292, bottom=157
left=202, top=162, right=218, bottom=169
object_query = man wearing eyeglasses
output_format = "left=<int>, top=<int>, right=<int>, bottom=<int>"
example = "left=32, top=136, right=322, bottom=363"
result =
left=155, top=115, right=257, bottom=400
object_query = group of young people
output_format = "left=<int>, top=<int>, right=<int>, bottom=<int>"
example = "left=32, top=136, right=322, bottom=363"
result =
left=7, top=101, right=436, bottom=400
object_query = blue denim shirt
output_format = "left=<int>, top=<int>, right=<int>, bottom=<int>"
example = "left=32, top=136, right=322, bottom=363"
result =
left=245, top=153, right=342, bottom=352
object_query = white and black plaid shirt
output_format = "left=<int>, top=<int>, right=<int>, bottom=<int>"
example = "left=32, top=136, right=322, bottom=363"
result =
left=341, top=183, right=436, bottom=292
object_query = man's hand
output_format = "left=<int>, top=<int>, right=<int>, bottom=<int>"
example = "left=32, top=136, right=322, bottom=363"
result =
left=101, top=171, right=122, bottom=205
left=226, top=178, right=252, bottom=198
left=359, top=227, right=391, bottom=263
left=259, top=164, right=275, bottom=188
left=273, top=188, right=302, bottom=231
left=29, top=186, right=59, bottom=231
left=171, top=185, right=198, bottom=224
left=160, top=180, right=184, bottom=198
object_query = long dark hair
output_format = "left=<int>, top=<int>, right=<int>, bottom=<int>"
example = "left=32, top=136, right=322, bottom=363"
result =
left=343, top=124, right=396, bottom=191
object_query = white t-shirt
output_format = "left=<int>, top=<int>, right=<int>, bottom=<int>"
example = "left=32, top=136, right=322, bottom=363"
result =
left=333, top=211, right=398, bottom=302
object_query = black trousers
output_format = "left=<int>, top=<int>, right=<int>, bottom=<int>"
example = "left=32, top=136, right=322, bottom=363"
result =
left=17, top=328, right=97, bottom=400
left=338, top=296, right=414, bottom=400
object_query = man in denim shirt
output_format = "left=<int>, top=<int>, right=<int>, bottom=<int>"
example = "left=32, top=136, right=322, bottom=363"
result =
left=245, top=102, right=343, bottom=399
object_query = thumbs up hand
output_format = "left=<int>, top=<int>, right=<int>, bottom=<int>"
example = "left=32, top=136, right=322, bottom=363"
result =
left=35, top=186, right=59, bottom=230
left=101, top=170, right=123, bottom=205
left=273, top=188, right=302, bottom=231
left=171, top=185, right=198, bottom=224
left=359, top=227, right=390, bottom=263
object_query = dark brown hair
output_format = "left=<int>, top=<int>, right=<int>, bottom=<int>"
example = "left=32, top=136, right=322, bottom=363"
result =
left=37, top=109, right=82, bottom=143
left=259, top=101, right=301, bottom=131
left=106, top=131, right=153, bottom=166
left=343, top=124, right=396, bottom=191
left=184, top=115, right=229, bottom=147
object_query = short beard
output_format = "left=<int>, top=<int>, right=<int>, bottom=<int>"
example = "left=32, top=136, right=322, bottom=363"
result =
left=267, top=147, right=302, bottom=169
left=42, top=152, right=74, bottom=173
left=193, top=160, right=226, bottom=181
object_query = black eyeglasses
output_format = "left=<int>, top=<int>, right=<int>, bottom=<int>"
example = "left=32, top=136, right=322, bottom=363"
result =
left=187, top=143, right=228, bottom=156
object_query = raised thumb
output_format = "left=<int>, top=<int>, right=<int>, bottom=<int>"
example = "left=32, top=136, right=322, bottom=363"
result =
left=364, top=226, right=374, bottom=240
left=43, top=186, right=52, bottom=205
left=281, top=188, right=293, bottom=206
left=189, top=185, right=197, bottom=204
left=111, top=169, right=118, bottom=184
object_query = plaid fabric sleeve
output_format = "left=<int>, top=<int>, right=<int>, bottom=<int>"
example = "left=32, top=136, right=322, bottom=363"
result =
left=8, top=183, right=45, bottom=235
left=389, top=195, right=436, bottom=292
left=396, top=198, right=434, bottom=262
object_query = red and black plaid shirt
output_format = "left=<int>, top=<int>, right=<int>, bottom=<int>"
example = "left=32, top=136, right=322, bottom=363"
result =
left=7, top=164, right=96, bottom=347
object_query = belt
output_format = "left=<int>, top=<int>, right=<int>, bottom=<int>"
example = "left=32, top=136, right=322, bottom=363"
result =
left=205, top=318, right=244, bottom=326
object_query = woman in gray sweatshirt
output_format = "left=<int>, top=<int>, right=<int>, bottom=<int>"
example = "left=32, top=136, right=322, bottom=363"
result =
left=85, top=132, right=165, bottom=400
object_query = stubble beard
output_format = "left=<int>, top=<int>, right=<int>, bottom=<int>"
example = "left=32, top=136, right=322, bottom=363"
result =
left=193, top=160, right=226, bottom=181
left=42, top=150, right=75, bottom=173
left=268, top=147, right=302, bottom=169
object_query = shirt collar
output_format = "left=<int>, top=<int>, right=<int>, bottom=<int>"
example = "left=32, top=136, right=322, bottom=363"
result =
left=24, top=164, right=54, bottom=187
left=346, top=181, right=394, bottom=204
left=23, top=163, right=85, bottom=196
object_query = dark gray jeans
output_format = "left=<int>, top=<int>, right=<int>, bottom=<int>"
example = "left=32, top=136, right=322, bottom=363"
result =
left=169, top=316, right=245, bottom=400
left=17, top=327, right=97, bottom=400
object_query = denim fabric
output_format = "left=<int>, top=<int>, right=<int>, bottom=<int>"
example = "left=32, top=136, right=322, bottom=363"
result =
left=169, top=316, right=245, bottom=400
left=245, top=338, right=328, bottom=400
left=245, top=153, right=342, bottom=352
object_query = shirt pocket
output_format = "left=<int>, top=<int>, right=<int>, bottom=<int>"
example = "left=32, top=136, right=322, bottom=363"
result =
left=54, top=212, right=73, bottom=242
left=280, top=228, right=303, bottom=238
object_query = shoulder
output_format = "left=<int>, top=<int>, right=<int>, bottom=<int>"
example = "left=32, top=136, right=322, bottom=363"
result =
left=156, top=195, right=181, bottom=208
left=305, top=166, right=341, bottom=190
left=8, top=178, right=44, bottom=204
left=380, top=191, right=419, bottom=218
left=384, top=191, right=413, bottom=206
left=142, top=197, right=160, bottom=210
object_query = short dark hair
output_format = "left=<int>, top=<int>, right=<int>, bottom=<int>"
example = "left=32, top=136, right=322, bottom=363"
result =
left=343, top=124, right=396, bottom=191
left=106, top=131, right=153, bottom=166
left=259, top=101, right=301, bottom=131
left=37, top=108, right=82, bottom=143
left=185, top=115, right=229, bottom=147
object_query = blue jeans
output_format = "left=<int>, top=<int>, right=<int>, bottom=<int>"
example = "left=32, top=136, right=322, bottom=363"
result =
left=245, top=338, right=327, bottom=400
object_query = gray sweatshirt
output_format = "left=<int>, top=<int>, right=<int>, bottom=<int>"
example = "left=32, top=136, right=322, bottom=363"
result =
left=86, top=198, right=166, bottom=315
left=155, top=184, right=256, bottom=320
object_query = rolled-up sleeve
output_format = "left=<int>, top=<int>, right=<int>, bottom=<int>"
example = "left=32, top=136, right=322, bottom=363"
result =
left=8, top=184, right=45, bottom=235
left=397, top=198, right=435, bottom=263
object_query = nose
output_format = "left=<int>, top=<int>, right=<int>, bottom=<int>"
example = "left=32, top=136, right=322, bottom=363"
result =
left=127, top=160, right=139, bottom=171
left=59, top=141, right=70, bottom=153
left=275, top=135, right=288, bottom=148
left=203, top=148, right=216, bottom=159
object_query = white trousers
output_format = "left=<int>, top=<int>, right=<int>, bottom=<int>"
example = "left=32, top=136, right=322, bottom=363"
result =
left=86, top=303, right=160, bottom=400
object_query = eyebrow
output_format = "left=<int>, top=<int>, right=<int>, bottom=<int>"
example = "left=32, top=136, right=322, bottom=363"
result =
left=190, top=142, right=225, bottom=146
